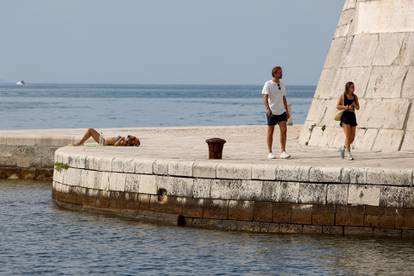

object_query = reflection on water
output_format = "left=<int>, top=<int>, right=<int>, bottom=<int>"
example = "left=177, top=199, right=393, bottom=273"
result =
left=1, top=181, right=414, bottom=275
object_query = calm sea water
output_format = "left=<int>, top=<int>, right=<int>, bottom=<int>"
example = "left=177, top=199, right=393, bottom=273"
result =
left=0, top=83, right=313, bottom=129
left=1, top=181, right=414, bottom=275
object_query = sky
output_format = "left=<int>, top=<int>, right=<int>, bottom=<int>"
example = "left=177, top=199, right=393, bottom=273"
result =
left=0, top=0, right=344, bottom=85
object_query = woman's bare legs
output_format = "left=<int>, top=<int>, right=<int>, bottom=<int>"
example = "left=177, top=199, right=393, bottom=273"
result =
left=74, top=128, right=101, bottom=146
left=342, top=124, right=352, bottom=152
left=349, top=126, right=356, bottom=145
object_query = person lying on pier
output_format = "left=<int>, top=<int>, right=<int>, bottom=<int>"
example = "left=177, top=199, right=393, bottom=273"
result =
left=73, top=128, right=140, bottom=146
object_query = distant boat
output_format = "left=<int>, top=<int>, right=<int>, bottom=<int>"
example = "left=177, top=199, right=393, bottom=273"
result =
left=16, top=80, right=25, bottom=86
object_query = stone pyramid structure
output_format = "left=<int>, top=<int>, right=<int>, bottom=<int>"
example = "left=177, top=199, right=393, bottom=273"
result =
left=300, top=0, right=414, bottom=152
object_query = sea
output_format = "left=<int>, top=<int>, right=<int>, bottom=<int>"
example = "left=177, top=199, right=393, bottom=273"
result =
left=0, top=83, right=313, bottom=129
left=1, top=181, right=414, bottom=275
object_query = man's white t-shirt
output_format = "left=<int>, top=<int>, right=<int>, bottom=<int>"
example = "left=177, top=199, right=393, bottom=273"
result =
left=261, top=79, right=287, bottom=115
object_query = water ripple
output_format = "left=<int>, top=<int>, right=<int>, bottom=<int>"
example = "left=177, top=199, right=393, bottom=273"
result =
left=0, top=84, right=313, bottom=129
left=1, top=181, right=414, bottom=275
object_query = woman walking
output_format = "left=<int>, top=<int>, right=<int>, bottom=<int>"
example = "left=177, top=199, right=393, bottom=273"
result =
left=337, top=82, right=359, bottom=160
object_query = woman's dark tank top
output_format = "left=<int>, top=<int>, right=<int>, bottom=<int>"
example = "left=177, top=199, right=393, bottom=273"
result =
left=344, top=95, right=354, bottom=106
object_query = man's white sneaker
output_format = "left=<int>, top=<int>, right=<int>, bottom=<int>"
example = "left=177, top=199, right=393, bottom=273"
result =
left=268, top=153, right=276, bottom=159
left=348, top=152, right=354, bottom=160
left=280, top=151, right=291, bottom=159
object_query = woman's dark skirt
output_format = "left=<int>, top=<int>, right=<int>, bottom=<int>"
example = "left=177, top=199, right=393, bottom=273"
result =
left=340, top=111, right=357, bottom=127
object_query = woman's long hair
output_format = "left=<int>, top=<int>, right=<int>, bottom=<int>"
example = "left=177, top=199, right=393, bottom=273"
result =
left=344, top=81, right=355, bottom=96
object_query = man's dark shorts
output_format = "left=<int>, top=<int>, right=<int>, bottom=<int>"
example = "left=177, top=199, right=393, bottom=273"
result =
left=266, top=112, right=288, bottom=126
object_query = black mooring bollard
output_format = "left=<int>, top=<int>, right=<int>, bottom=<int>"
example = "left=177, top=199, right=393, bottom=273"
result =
left=205, top=138, right=226, bottom=159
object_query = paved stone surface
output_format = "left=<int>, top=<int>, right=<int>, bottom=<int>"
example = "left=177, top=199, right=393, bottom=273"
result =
left=2, top=124, right=414, bottom=184
left=39, top=125, right=414, bottom=170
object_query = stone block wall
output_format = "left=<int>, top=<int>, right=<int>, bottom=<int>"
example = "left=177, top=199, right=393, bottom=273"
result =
left=53, top=148, right=414, bottom=238
left=301, top=0, right=414, bottom=152
left=0, top=135, right=74, bottom=180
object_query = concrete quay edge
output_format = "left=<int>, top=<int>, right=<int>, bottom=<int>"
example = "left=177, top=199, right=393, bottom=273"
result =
left=55, top=147, right=414, bottom=187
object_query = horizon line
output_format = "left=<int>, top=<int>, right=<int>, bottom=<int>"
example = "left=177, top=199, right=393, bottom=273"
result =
left=0, top=81, right=316, bottom=87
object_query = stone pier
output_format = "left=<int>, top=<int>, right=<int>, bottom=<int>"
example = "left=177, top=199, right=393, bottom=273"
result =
left=50, top=125, right=414, bottom=239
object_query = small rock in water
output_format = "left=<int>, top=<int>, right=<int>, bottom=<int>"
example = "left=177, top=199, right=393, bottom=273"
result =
left=8, top=174, right=19, bottom=180
left=24, top=173, right=35, bottom=180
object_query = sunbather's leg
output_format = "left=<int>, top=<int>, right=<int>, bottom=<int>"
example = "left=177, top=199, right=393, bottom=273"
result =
left=74, top=128, right=101, bottom=146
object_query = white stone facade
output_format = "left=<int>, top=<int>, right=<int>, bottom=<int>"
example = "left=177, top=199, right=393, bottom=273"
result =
left=301, top=0, right=414, bottom=151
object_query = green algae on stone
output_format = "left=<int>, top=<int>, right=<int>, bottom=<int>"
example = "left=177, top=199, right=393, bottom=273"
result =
left=54, top=162, right=69, bottom=172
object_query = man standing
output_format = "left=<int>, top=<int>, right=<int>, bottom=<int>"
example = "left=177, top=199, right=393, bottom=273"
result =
left=262, top=66, right=291, bottom=159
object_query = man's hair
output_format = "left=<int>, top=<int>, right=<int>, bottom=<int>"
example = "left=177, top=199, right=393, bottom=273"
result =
left=272, top=66, right=282, bottom=77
